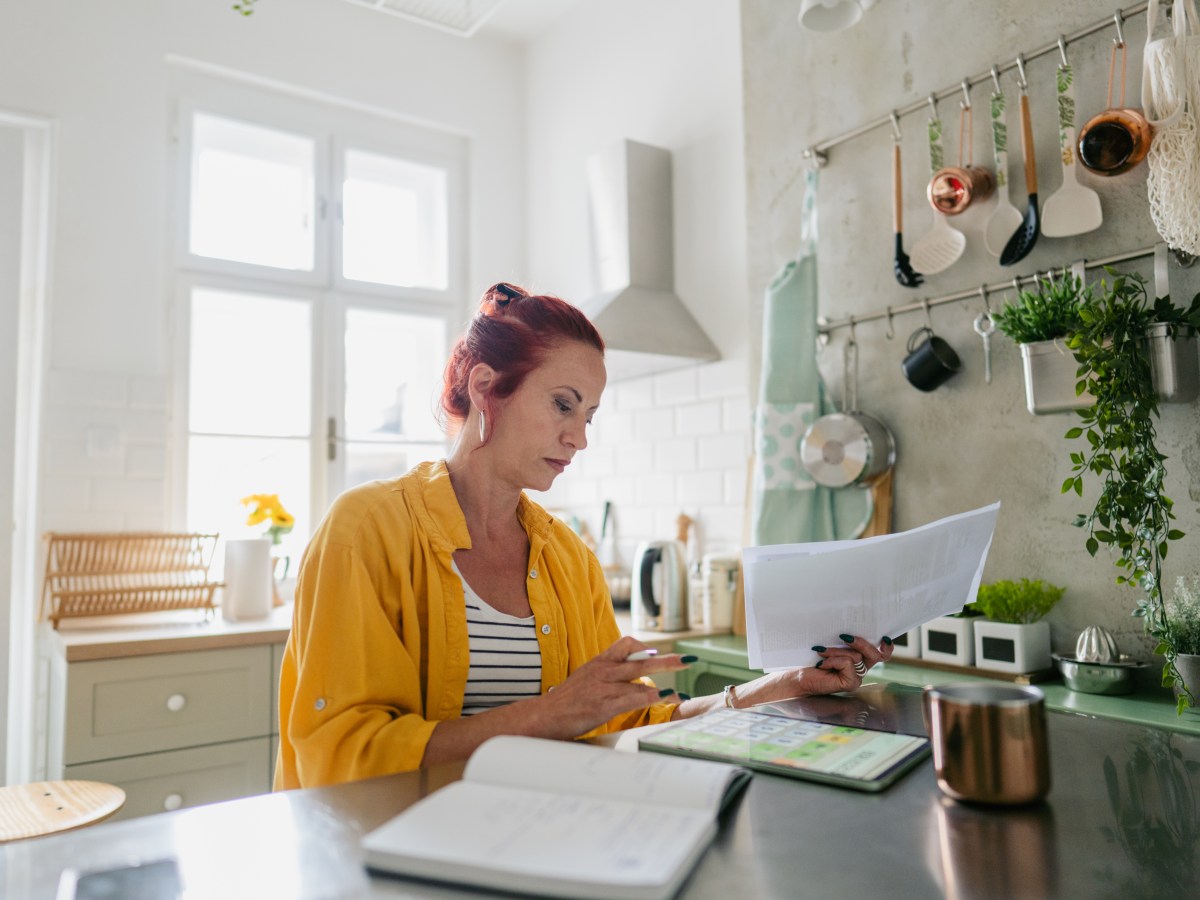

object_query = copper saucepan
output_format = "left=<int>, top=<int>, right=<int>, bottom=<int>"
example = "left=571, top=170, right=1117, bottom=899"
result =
left=1078, top=40, right=1153, bottom=176
left=928, top=92, right=995, bottom=215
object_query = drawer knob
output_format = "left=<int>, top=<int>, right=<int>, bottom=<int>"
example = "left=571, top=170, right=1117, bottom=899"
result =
left=166, top=693, right=187, bottom=712
left=163, top=793, right=183, bottom=811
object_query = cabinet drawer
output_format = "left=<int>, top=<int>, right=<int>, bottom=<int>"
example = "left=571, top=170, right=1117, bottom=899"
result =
left=64, top=645, right=272, bottom=765
left=271, top=641, right=285, bottom=737
left=65, top=738, right=272, bottom=822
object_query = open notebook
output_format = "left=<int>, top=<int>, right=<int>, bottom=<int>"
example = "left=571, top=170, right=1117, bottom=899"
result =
left=363, top=735, right=751, bottom=900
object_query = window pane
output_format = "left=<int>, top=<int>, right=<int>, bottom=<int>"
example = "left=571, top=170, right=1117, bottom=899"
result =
left=344, top=441, right=446, bottom=489
left=187, top=435, right=310, bottom=572
left=190, top=113, right=315, bottom=270
left=342, top=149, right=448, bottom=289
left=344, top=308, right=446, bottom=441
left=190, top=288, right=311, bottom=436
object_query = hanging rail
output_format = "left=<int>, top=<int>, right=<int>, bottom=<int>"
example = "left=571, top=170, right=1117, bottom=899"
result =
left=817, top=247, right=1156, bottom=334
left=802, top=2, right=1151, bottom=166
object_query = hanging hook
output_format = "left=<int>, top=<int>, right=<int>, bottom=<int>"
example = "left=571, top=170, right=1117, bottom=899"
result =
left=979, top=284, right=992, bottom=315
left=802, top=146, right=828, bottom=169
left=847, top=314, right=858, bottom=347
left=889, top=111, right=902, bottom=143
left=927, top=93, right=939, bottom=119
left=1015, top=53, right=1028, bottom=90
left=1113, top=9, right=1126, bottom=47
left=885, top=305, right=896, bottom=340
left=960, top=78, right=972, bottom=110
left=990, top=64, right=1002, bottom=95
left=922, top=297, right=933, bottom=329
left=1057, top=35, right=1069, bottom=68
left=1011, top=275, right=1023, bottom=297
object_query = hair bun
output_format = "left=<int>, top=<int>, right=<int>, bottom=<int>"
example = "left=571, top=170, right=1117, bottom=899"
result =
left=482, top=282, right=528, bottom=314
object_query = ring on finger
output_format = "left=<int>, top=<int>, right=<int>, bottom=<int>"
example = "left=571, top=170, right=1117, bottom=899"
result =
left=853, top=660, right=868, bottom=675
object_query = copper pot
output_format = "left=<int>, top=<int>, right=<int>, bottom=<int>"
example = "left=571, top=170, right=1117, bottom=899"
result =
left=928, top=165, right=995, bottom=215
left=1078, top=40, right=1153, bottom=177
left=927, top=97, right=994, bottom=215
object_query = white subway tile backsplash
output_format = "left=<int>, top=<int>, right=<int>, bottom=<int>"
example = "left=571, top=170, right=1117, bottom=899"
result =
left=596, top=410, right=636, bottom=443
left=128, top=375, right=168, bottom=410
left=698, top=433, right=748, bottom=470
left=42, top=473, right=93, bottom=513
left=634, top=473, right=677, bottom=506
left=725, top=467, right=748, bottom=505
left=580, top=444, right=616, bottom=478
left=698, top=359, right=748, bottom=398
left=654, top=437, right=697, bottom=472
left=633, top=408, right=677, bottom=443
left=126, top=443, right=167, bottom=477
left=40, top=511, right=124, bottom=533
left=675, top=401, right=722, bottom=436
left=616, top=440, right=654, bottom=474
left=653, top=367, right=698, bottom=405
left=613, top=377, right=655, bottom=412
left=722, top=397, right=752, bottom=433
left=677, top=470, right=723, bottom=506
left=43, top=437, right=125, bottom=476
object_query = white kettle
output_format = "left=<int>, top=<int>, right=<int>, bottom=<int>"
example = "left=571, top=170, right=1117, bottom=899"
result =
left=630, top=540, right=688, bottom=632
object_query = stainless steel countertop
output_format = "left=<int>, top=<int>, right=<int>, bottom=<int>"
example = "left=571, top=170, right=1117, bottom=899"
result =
left=4, top=683, right=1197, bottom=898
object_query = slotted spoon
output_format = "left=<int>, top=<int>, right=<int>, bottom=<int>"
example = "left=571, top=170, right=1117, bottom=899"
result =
left=983, top=71, right=1024, bottom=257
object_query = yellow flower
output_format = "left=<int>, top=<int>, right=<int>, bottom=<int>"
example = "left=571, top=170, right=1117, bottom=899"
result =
left=241, top=493, right=295, bottom=544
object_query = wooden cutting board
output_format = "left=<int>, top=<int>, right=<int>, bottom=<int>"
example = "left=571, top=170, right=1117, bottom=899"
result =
left=0, top=780, right=125, bottom=842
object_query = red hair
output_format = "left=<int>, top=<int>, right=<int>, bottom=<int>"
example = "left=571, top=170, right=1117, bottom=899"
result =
left=440, top=282, right=605, bottom=435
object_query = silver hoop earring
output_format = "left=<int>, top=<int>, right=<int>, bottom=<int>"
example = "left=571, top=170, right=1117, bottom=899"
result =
left=478, top=410, right=486, bottom=442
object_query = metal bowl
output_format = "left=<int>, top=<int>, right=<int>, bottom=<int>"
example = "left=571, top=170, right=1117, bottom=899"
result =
left=1053, top=652, right=1147, bottom=695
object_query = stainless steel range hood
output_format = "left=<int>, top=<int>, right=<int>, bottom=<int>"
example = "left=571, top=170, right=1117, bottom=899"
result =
left=582, top=139, right=719, bottom=381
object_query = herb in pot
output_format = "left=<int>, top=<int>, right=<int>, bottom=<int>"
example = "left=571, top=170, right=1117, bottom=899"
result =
left=969, top=578, right=1065, bottom=624
left=993, top=273, right=1090, bottom=344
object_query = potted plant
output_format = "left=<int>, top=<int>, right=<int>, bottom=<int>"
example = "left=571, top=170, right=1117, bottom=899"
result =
left=1063, top=269, right=1200, bottom=714
left=993, top=272, right=1093, bottom=414
left=968, top=578, right=1064, bottom=674
left=1165, top=576, right=1200, bottom=713
left=921, top=606, right=981, bottom=667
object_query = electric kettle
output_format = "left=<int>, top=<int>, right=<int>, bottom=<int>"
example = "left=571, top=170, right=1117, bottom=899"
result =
left=630, top=540, right=688, bottom=632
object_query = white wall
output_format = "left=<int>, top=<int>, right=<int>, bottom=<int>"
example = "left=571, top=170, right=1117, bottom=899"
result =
left=741, top=0, right=1200, bottom=674
left=523, top=0, right=750, bottom=563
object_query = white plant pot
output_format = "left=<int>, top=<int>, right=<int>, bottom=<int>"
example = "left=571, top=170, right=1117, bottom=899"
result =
left=1020, top=340, right=1093, bottom=415
left=973, top=619, right=1051, bottom=674
left=887, top=628, right=921, bottom=659
left=921, top=616, right=975, bottom=666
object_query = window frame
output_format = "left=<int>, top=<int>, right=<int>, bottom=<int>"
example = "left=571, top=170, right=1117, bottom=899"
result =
left=169, top=77, right=464, bottom=534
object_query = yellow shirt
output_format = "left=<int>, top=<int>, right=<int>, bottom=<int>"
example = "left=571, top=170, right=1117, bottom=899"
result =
left=275, top=459, right=675, bottom=789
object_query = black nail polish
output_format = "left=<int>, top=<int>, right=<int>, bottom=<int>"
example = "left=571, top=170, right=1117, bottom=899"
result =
left=678, top=692, right=692, bottom=701
left=814, top=660, right=823, bottom=668
left=658, top=688, right=675, bottom=697
left=839, top=633, right=854, bottom=643
left=680, top=655, right=699, bottom=663
left=883, top=635, right=894, bottom=645
left=811, top=645, right=827, bottom=652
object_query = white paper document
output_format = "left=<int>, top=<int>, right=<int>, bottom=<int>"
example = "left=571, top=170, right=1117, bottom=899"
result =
left=743, top=502, right=1000, bottom=671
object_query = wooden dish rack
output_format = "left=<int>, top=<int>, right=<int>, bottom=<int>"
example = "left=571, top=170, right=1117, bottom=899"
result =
left=41, top=532, right=223, bottom=628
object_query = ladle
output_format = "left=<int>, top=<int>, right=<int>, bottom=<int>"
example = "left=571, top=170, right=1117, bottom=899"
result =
left=983, top=66, right=1024, bottom=257
left=1042, top=37, right=1103, bottom=237
left=1001, top=54, right=1040, bottom=266
left=891, top=112, right=923, bottom=287
left=910, top=97, right=966, bottom=275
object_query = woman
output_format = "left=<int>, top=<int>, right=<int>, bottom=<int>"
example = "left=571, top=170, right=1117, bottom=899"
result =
left=275, top=282, right=891, bottom=789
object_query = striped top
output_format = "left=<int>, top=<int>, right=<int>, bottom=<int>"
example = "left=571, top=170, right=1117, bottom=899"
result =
left=454, top=562, right=543, bottom=716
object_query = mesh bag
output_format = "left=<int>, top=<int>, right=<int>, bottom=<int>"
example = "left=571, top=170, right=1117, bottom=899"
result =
left=1144, top=0, right=1200, bottom=255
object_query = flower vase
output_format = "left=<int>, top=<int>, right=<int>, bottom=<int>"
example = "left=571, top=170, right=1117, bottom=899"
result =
left=224, top=538, right=273, bottom=621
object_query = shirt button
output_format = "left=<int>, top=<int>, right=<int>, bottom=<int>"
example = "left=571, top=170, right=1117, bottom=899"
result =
left=541, top=624, right=551, bottom=635
left=529, top=569, right=538, bottom=579
left=314, top=698, right=327, bottom=711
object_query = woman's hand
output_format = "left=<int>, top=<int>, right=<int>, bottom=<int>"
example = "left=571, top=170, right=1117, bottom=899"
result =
left=532, top=636, right=691, bottom=739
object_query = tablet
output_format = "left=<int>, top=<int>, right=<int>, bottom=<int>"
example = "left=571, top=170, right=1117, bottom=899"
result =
left=638, top=707, right=930, bottom=792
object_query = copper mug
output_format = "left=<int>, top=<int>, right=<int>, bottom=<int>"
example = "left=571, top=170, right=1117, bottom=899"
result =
left=1078, top=40, right=1153, bottom=176
left=923, top=683, right=1051, bottom=805
left=928, top=101, right=995, bottom=215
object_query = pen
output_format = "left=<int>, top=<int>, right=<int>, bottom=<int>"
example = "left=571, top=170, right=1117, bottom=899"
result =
left=625, top=649, right=658, bottom=661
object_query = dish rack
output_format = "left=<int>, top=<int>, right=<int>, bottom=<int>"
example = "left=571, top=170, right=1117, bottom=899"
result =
left=41, top=532, right=223, bottom=628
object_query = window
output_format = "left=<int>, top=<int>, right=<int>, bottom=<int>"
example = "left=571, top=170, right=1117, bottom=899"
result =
left=174, top=92, right=464, bottom=560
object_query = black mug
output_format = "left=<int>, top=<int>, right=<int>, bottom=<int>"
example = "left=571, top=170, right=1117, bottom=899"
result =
left=902, top=326, right=961, bottom=391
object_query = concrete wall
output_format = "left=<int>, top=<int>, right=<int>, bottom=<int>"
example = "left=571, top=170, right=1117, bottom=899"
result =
left=525, top=0, right=750, bottom=564
left=741, top=0, right=1200, bottom=671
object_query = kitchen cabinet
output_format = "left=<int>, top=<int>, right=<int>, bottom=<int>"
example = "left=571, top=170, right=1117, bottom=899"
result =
left=43, top=607, right=291, bottom=822
left=673, top=633, right=1200, bottom=736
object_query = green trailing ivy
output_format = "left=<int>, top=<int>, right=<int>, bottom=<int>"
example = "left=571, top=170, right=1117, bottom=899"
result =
left=992, top=272, right=1090, bottom=344
left=1062, top=268, right=1200, bottom=713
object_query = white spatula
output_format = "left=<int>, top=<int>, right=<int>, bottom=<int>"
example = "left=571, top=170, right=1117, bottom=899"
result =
left=983, top=72, right=1024, bottom=258
left=910, top=108, right=965, bottom=274
left=1041, top=50, right=1103, bottom=237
